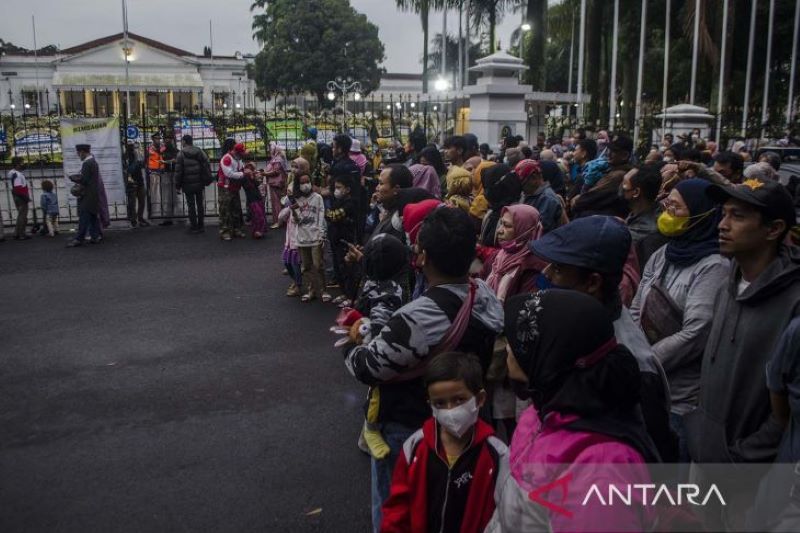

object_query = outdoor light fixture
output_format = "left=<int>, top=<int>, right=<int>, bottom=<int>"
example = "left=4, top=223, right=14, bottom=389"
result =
left=521, top=22, right=532, bottom=32
left=434, top=77, right=449, bottom=92
left=223, top=103, right=228, bottom=108
left=395, top=102, right=401, bottom=109
left=9, top=104, right=15, bottom=109
left=433, top=105, right=439, bottom=111
left=410, top=102, right=416, bottom=108
left=235, top=103, right=241, bottom=109
left=354, top=93, right=361, bottom=101
left=24, top=103, right=31, bottom=109
left=327, top=91, right=336, bottom=101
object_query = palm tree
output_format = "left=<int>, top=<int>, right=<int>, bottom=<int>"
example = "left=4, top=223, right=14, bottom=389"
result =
left=468, top=0, right=518, bottom=54
left=396, top=0, right=450, bottom=93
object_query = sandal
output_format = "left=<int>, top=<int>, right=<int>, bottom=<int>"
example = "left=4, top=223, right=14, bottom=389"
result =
left=301, top=293, right=316, bottom=302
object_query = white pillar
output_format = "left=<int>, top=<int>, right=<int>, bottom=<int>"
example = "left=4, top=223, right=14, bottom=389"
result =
left=715, top=0, right=729, bottom=145
left=576, top=0, right=587, bottom=120
left=609, top=0, right=620, bottom=130
left=742, top=0, right=758, bottom=137
left=633, top=0, right=647, bottom=147
left=568, top=9, right=575, bottom=94
left=788, top=0, right=800, bottom=127
left=761, top=0, right=775, bottom=139
left=442, top=7, right=447, bottom=77
left=661, top=0, right=670, bottom=134
left=690, top=0, right=700, bottom=105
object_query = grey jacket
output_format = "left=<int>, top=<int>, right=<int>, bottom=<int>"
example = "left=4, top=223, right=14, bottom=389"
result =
left=630, top=246, right=730, bottom=414
left=686, top=246, right=800, bottom=463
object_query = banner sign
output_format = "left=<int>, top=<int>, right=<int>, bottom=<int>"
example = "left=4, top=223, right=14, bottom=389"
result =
left=60, top=117, right=126, bottom=207
left=172, top=117, right=220, bottom=151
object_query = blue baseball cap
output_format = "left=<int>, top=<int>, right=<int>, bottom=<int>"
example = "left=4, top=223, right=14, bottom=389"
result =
left=529, top=215, right=632, bottom=274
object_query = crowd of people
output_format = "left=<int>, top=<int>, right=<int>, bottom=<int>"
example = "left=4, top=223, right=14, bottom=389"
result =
left=4, top=124, right=800, bottom=531
left=284, top=128, right=800, bottom=532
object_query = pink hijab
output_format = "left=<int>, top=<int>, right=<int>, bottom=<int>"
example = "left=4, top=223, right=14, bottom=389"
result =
left=486, top=204, right=547, bottom=296
left=409, top=163, right=442, bottom=198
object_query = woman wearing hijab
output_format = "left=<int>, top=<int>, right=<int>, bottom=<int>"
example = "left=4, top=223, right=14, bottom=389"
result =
left=264, top=142, right=289, bottom=226
left=469, top=160, right=496, bottom=224
left=408, top=163, right=441, bottom=198
left=479, top=164, right=521, bottom=247
left=488, top=289, right=657, bottom=532
left=630, top=178, right=729, bottom=461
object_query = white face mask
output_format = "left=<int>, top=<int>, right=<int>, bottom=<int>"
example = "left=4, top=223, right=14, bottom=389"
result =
left=299, top=183, right=312, bottom=194
left=431, top=397, right=479, bottom=438
left=334, top=189, right=346, bottom=199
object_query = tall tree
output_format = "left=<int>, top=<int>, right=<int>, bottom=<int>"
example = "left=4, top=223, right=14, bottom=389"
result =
left=427, top=32, right=482, bottom=87
left=251, top=0, right=385, bottom=103
left=396, top=0, right=451, bottom=93
left=468, top=0, right=516, bottom=53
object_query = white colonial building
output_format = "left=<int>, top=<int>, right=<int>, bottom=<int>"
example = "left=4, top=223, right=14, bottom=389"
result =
left=0, top=32, right=258, bottom=116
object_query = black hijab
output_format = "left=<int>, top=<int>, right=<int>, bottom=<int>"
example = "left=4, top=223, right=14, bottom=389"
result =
left=504, top=289, right=660, bottom=462
left=482, top=164, right=520, bottom=209
left=664, top=178, right=721, bottom=267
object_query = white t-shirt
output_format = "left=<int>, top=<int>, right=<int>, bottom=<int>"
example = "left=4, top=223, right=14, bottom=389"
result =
left=738, top=277, right=751, bottom=296
left=7, top=169, right=27, bottom=188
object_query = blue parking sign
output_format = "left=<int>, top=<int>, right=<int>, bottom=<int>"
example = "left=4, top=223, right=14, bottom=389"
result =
left=126, top=125, right=139, bottom=140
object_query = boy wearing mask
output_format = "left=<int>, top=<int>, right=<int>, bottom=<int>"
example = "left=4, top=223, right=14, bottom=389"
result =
left=380, top=352, right=507, bottom=533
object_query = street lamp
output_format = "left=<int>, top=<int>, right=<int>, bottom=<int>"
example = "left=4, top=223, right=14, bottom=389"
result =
left=434, top=77, right=450, bottom=92
left=327, top=76, right=362, bottom=131
left=521, top=22, right=532, bottom=32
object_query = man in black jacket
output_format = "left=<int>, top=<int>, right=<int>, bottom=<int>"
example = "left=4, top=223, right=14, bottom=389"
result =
left=329, top=134, right=364, bottom=240
left=67, top=144, right=101, bottom=247
left=175, top=135, right=211, bottom=233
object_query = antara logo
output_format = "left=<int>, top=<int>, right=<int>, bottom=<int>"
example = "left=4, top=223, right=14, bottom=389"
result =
left=582, top=484, right=726, bottom=507
left=528, top=474, right=726, bottom=517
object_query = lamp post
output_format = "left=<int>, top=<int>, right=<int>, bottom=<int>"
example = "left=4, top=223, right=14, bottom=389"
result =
left=327, top=77, right=362, bottom=132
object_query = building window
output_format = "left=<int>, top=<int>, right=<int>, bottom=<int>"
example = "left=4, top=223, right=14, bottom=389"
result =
left=145, top=91, right=167, bottom=114
left=213, top=92, right=229, bottom=111
left=173, top=91, right=192, bottom=114
left=21, top=90, right=43, bottom=114
left=63, top=90, right=86, bottom=115
left=92, top=90, right=114, bottom=116
left=120, top=92, right=142, bottom=116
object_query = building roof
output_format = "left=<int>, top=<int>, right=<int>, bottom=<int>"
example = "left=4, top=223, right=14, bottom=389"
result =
left=60, top=32, right=195, bottom=57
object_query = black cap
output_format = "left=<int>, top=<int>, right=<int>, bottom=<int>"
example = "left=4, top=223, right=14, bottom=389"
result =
left=707, top=179, right=796, bottom=228
left=75, top=144, right=91, bottom=152
left=530, top=215, right=632, bottom=274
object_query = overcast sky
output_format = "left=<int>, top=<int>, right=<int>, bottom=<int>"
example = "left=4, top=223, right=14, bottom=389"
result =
left=0, top=0, right=521, bottom=73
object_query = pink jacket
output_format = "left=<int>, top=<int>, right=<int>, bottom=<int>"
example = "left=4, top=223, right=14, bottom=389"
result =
left=487, top=405, right=653, bottom=533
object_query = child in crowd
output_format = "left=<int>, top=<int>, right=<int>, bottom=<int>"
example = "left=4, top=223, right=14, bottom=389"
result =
left=380, top=352, right=507, bottom=533
left=243, top=162, right=267, bottom=238
left=326, top=175, right=359, bottom=307
left=346, top=233, right=409, bottom=459
left=291, top=172, right=330, bottom=303
left=279, top=194, right=302, bottom=297
left=39, top=180, right=60, bottom=237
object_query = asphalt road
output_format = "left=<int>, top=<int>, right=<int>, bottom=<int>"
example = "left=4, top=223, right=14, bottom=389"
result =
left=0, top=223, right=372, bottom=532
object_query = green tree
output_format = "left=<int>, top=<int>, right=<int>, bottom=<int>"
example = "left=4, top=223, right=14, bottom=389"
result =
left=250, top=0, right=385, bottom=104
left=396, top=0, right=452, bottom=94
left=426, top=32, right=482, bottom=87
left=468, top=0, right=518, bottom=53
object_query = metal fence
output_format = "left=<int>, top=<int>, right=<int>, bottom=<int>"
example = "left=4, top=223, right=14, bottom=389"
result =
left=1, top=87, right=796, bottom=228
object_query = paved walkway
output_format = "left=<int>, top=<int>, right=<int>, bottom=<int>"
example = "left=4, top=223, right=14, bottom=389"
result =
left=0, top=225, right=372, bottom=532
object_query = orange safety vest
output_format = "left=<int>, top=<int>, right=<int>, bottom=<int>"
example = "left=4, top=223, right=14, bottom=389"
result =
left=147, top=145, right=165, bottom=171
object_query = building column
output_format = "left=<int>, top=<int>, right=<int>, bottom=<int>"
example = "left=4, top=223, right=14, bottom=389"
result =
left=167, top=90, right=174, bottom=112
left=113, top=91, right=120, bottom=116
left=139, top=91, right=146, bottom=115
left=59, top=90, right=67, bottom=113
left=84, top=89, right=94, bottom=116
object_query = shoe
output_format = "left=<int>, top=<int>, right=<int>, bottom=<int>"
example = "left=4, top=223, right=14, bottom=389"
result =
left=234, top=230, right=247, bottom=238
left=326, top=281, right=340, bottom=289
left=332, top=295, right=348, bottom=305
left=221, top=233, right=232, bottom=241
left=321, top=292, right=333, bottom=303
left=282, top=269, right=289, bottom=276
left=66, top=240, right=82, bottom=248
left=253, top=232, right=263, bottom=239
left=338, top=299, right=353, bottom=309
left=286, top=285, right=300, bottom=297
left=138, top=219, right=151, bottom=227
left=301, top=292, right=316, bottom=302
left=159, top=220, right=173, bottom=226
left=270, top=223, right=280, bottom=229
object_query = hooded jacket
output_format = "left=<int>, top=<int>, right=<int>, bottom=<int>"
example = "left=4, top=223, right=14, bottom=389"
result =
left=345, top=279, right=504, bottom=428
left=381, top=418, right=508, bottom=533
left=175, top=145, right=211, bottom=194
left=486, top=405, right=653, bottom=533
left=686, top=246, right=800, bottom=463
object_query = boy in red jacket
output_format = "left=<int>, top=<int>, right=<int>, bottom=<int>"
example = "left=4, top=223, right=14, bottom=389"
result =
left=381, top=352, right=508, bottom=533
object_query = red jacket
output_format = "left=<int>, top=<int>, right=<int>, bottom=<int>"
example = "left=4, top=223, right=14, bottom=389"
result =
left=381, top=418, right=508, bottom=533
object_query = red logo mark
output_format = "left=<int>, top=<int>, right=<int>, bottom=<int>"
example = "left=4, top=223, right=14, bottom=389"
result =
left=528, top=473, right=574, bottom=518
